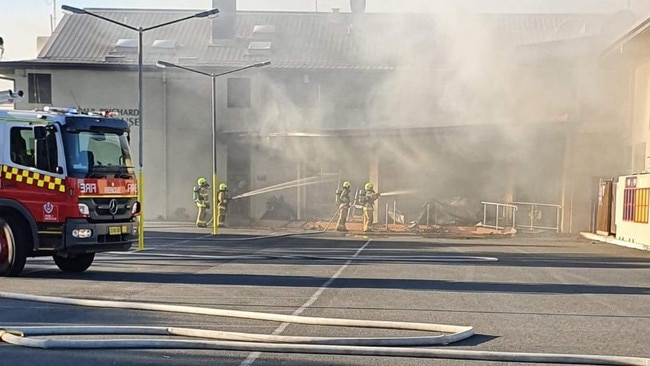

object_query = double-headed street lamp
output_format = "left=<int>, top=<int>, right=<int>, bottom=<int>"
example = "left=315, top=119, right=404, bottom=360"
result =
left=156, top=60, right=271, bottom=235
left=62, top=5, right=219, bottom=249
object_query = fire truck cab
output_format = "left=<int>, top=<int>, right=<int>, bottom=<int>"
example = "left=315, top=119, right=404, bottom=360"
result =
left=0, top=92, right=140, bottom=276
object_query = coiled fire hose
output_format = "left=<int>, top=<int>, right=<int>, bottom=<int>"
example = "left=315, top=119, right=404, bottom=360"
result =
left=1, top=291, right=649, bottom=365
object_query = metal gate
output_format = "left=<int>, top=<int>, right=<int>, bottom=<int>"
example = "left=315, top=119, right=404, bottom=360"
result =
left=595, top=179, right=616, bottom=236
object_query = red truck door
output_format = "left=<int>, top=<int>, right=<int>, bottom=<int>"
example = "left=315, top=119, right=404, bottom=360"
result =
left=1, top=124, right=69, bottom=228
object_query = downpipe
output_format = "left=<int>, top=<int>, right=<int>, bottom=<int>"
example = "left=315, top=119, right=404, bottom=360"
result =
left=1, top=292, right=649, bottom=365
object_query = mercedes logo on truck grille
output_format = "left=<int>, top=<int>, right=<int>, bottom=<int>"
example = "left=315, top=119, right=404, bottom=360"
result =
left=108, top=199, right=118, bottom=215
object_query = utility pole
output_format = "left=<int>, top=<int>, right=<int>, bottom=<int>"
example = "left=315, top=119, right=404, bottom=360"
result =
left=51, top=0, right=58, bottom=33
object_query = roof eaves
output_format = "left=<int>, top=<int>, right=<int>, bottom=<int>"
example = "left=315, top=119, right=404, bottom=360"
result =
left=0, top=60, right=140, bottom=71
left=600, top=14, right=650, bottom=57
left=259, top=121, right=566, bottom=139
left=269, top=63, right=394, bottom=71
left=0, top=59, right=394, bottom=72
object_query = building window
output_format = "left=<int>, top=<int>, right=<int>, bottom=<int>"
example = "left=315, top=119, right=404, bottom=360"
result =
left=623, top=186, right=649, bottom=223
left=28, top=73, right=52, bottom=104
left=292, top=83, right=319, bottom=108
left=328, top=78, right=368, bottom=109
left=227, top=78, right=251, bottom=108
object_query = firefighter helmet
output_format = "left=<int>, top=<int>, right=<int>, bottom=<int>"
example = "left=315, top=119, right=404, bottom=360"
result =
left=197, top=177, right=208, bottom=186
left=219, top=183, right=228, bottom=190
left=364, top=182, right=373, bottom=191
left=342, top=181, right=351, bottom=188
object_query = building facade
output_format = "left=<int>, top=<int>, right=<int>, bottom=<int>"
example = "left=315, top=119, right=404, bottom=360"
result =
left=0, top=0, right=641, bottom=232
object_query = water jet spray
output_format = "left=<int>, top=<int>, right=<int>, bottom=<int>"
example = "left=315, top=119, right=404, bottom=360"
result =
left=380, top=189, right=419, bottom=197
left=232, top=175, right=337, bottom=200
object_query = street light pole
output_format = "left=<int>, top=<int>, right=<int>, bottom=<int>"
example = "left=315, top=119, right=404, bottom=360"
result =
left=137, top=29, right=143, bottom=245
left=211, top=75, right=218, bottom=235
left=61, top=5, right=219, bottom=249
left=156, top=60, right=271, bottom=235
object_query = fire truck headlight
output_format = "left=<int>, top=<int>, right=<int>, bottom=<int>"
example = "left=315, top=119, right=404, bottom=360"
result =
left=72, top=229, right=92, bottom=239
left=131, top=202, right=141, bottom=215
left=78, top=204, right=90, bottom=216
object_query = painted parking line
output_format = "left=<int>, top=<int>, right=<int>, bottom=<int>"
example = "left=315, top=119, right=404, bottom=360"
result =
left=238, top=239, right=372, bottom=366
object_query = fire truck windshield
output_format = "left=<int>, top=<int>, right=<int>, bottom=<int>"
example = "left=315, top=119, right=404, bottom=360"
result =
left=62, top=130, right=135, bottom=179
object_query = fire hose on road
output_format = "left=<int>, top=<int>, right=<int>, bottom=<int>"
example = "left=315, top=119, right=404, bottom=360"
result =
left=1, top=291, right=649, bottom=365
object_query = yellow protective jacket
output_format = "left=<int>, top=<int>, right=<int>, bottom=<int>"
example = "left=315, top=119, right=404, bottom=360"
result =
left=217, top=190, right=230, bottom=208
left=193, top=185, right=209, bottom=207
left=362, top=189, right=380, bottom=208
left=337, top=187, right=350, bottom=207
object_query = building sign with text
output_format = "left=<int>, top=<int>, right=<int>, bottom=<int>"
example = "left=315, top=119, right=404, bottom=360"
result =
left=77, top=107, right=140, bottom=126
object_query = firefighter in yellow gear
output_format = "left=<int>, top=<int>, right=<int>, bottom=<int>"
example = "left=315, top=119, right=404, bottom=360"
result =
left=193, top=177, right=210, bottom=227
left=360, top=182, right=380, bottom=232
left=336, top=181, right=351, bottom=232
left=217, top=183, right=230, bottom=227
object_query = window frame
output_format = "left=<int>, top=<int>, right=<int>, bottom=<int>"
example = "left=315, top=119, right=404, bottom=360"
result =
left=9, top=125, right=66, bottom=176
left=623, top=186, right=650, bottom=223
left=27, top=73, right=52, bottom=104
left=227, top=77, right=252, bottom=108
left=9, top=127, right=35, bottom=168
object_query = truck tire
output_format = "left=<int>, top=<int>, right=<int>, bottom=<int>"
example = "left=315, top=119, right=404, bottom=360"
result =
left=0, top=217, right=28, bottom=277
left=53, top=253, right=95, bottom=273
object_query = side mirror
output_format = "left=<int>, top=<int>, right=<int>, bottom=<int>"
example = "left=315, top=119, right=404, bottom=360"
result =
left=34, top=126, right=46, bottom=140
left=55, top=166, right=64, bottom=174
left=131, top=202, right=141, bottom=215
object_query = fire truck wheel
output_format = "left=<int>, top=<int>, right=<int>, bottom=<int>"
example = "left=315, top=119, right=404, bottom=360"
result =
left=0, top=217, right=28, bottom=277
left=53, top=253, right=95, bottom=273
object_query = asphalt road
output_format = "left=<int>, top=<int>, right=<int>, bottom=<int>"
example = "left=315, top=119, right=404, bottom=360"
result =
left=1, top=225, right=649, bottom=366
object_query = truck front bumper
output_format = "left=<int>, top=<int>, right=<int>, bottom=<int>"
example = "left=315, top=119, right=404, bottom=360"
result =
left=64, top=219, right=138, bottom=253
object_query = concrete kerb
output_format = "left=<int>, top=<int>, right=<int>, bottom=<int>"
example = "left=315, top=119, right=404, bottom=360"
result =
left=143, top=222, right=650, bottom=247
left=142, top=221, right=520, bottom=240
left=142, top=221, right=403, bottom=238
left=580, top=232, right=650, bottom=252
left=143, top=221, right=304, bottom=237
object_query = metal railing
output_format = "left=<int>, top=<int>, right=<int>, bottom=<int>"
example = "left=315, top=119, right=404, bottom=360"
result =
left=425, top=203, right=437, bottom=226
left=479, top=202, right=518, bottom=230
left=375, top=200, right=560, bottom=233
left=385, top=201, right=404, bottom=229
left=511, top=201, right=562, bottom=233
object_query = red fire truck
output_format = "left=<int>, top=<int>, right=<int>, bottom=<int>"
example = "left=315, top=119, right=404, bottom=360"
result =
left=0, top=90, right=140, bottom=276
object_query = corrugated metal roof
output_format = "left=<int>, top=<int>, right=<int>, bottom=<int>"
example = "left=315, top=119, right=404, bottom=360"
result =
left=33, top=9, right=609, bottom=69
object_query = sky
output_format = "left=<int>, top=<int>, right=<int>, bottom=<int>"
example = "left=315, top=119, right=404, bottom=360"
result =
left=0, top=0, right=646, bottom=61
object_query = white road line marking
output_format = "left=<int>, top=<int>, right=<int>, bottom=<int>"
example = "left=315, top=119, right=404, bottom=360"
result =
left=238, top=239, right=371, bottom=366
